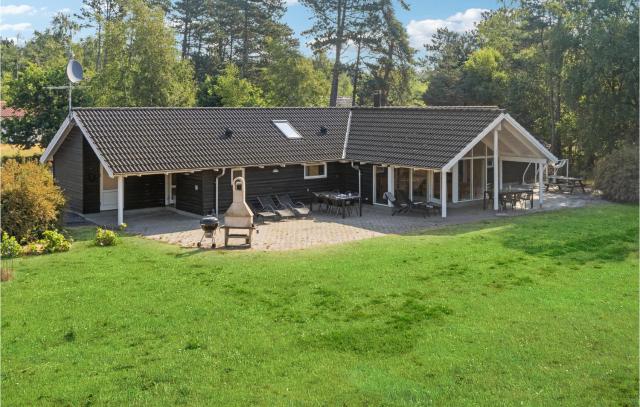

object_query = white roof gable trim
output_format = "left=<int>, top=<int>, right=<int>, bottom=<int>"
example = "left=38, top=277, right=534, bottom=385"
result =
left=40, top=112, right=116, bottom=178
left=442, top=114, right=557, bottom=171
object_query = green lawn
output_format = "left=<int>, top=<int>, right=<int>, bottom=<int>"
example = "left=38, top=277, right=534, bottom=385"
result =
left=2, top=204, right=638, bottom=406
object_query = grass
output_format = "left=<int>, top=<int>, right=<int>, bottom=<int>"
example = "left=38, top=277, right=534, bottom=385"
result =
left=1, top=204, right=638, bottom=405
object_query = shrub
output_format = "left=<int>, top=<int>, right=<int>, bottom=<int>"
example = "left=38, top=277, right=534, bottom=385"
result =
left=41, top=230, right=71, bottom=253
left=594, top=143, right=639, bottom=203
left=1, top=232, right=22, bottom=259
left=1, top=160, right=65, bottom=241
left=95, top=228, right=118, bottom=246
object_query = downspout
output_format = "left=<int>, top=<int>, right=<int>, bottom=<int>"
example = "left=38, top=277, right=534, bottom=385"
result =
left=215, top=168, right=226, bottom=216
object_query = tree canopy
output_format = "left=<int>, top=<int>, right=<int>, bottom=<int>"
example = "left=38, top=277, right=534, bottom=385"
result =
left=1, top=0, right=637, bottom=174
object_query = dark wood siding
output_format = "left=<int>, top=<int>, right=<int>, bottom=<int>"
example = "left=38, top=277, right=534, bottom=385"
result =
left=211, top=163, right=364, bottom=213
left=502, top=161, right=532, bottom=184
left=176, top=172, right=203, bottom=215
left=82, top=138, right=100, bottom=213
left=201, top=170, right=216, bottom=215
left=125, top=174, right=165, bottom=210
left=358, top=164, right=374, bottom=204
left=53, top=128, right=84, bottom=213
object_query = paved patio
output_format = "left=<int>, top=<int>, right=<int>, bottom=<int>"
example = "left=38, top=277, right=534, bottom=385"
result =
left=82, top=189, right=601, bottom=251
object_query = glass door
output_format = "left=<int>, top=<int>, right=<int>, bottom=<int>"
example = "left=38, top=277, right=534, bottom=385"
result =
left=412, top=170, right=428, bottom=203
left=373, top=166, right=388, bottom=205
left=394, top=168, right=411, bottom=201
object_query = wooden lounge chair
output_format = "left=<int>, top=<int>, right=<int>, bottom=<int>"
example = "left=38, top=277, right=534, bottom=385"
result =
left=276, top=194, right=310, bottom=217
left=257, top=195, right=295, bottom=218
left=383, top=192, right=410, bottom=216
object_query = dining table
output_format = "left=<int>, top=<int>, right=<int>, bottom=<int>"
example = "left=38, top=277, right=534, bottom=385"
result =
left=312, top=191, right=362, bottom=218
left=484, top=184, right=534, bottom=210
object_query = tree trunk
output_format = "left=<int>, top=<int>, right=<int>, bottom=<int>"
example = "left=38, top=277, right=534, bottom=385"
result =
left=329, top=0, right=345, bottom=107
left=351, top=37, right=362, bottom=106
left=241, top=0, right=249, bottom=78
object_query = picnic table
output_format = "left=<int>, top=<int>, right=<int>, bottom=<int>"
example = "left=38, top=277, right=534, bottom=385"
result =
left=312, top=191, right=362, bottom=218
left=484, top=185, right=534, bottom=210
left=546, top=175, right=586, bottom=194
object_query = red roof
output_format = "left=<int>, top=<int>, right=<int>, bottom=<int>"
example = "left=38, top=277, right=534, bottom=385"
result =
left=0, top=101, right=25, bottom=119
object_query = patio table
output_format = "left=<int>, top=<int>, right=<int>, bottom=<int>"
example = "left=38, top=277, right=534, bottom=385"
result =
left=484, top=185, right=534, bottom=210
left=546, top=175, right=586, bottom=194
left=312, top=191, right=362, bottom=218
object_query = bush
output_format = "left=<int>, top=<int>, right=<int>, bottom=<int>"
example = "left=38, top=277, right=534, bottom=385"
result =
left=41, top=230, right=71, bottom=253
left=1, top=160, right=65, bottom=241
left=1, top=232, right=22, bottom=258
left=594, top=143, right=639, bottom=203
left=95, top=228, right=118, bottom=246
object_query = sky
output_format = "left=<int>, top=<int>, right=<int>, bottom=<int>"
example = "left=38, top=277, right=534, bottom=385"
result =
left=0, top=0, right=499, bottom=51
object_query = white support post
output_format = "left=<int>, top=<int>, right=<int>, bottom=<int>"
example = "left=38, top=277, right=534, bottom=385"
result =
left=387, top=166, right=395, bottom=208
left=538, top=163, right=545, bottom=207
left=499, top=159, right=503, bottom=189
left=441, top=170, right=447, bottom=218
left=117, top=176, right=124, bottom=226
left=452, top=162, right=459, bottom=203
left=493, top=129, right=499, bottom=210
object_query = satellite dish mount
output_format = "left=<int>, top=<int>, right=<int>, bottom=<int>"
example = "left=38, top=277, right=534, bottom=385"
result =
left=46, top=58, right=84, bottom=116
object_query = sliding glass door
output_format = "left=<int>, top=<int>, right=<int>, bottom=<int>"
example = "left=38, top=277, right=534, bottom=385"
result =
left=373, top=166, right=388, bottom=205
left=412, top=170, right=429, bottom=203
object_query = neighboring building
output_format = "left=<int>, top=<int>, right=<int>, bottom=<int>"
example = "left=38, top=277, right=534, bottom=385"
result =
left=0, top=101, right=25, bottom=120
left=40, top=106, right=557, bottom=225
left=1, top=101, right=26, bottom=137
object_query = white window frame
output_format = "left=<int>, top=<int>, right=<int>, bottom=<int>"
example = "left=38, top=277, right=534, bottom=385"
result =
left=303, top=163, right=327, bottom=180
left=273, top=120, right=303, bottom=139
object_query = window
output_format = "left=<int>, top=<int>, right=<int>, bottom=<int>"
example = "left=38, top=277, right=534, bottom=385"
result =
left=231, top=168, right=245, bottom=184
left=273, top=120, right=302, bottom=139
left=304, top=163, right=327, bottom=179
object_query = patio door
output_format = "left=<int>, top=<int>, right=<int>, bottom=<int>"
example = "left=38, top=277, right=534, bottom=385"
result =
left=394, top=168, right=411, bottom=201
left=100, top=166, right=118, bottom=211
left=373, top=166, right=388, bottom=205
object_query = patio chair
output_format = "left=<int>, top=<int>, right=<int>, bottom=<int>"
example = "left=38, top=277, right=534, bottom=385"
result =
left=383, top=192, right=410, bottom=216
left=257, top=195, right=295, bottom=219
left=248, top=200, right=279, bottom=223
left=276, top=194, right=311, bottom=218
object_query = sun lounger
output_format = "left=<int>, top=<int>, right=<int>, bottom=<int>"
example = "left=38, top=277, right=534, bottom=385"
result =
left=257, top=195, right=295, bottom=218
left=276, top=194, right=310, bottom=217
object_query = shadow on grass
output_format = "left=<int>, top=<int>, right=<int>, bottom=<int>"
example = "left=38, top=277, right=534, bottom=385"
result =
left=409, top=205, right=638, bottom=264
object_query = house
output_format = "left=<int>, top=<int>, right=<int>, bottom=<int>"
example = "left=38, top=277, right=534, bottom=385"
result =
left=40, top=106, right=557, bottom=225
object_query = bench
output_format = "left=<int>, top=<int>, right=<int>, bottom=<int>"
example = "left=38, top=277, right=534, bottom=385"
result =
left=546, top=176, right=587, bottom=194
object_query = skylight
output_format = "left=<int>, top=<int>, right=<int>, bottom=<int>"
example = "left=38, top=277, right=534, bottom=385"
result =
left=272, top=120, right=302, bottom=139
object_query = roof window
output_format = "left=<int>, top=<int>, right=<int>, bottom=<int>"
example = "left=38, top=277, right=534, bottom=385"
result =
left=272, top=120, right=302, bottom=139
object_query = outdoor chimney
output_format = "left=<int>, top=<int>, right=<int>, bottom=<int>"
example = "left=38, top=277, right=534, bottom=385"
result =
left=223, top=177, right=254, bottom=228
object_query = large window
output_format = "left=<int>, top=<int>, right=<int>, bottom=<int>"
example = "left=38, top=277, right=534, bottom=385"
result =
left=373, top=166, right=388, bottom=204
left=456, top=142, right=489, bottom=201
left=394, top=168, right=411, bottom=201
left=412, top=170, right=428, bottom=202
left=458, top=160, right=472, bottom=201
left=304, top=163, right=327, bottom=179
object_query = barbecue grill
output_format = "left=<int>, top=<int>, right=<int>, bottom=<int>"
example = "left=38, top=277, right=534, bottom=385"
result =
left=197, top=213, right=219, bottom=248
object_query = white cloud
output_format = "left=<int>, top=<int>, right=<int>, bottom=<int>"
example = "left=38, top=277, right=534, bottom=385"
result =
left=406, top=8, right=487, bottom=49
left=0, top=22, right=33, bottom=32
left=284, top=0, right=298, bottom=5
left=57, top=7, right=71, bottom=14
left=0, top=4, right=34, bottom=16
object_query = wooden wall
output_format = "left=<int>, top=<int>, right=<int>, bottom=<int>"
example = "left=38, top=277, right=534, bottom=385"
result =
left=125, top=174, right=165, bottom=210
left=53, top=128, right=84, bottom=213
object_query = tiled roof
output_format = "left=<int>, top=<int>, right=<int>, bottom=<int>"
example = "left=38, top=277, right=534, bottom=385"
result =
left=346, top=107, right=504, bottom=169
left=68, top=106, right=505, bottom=174
left=73, top=107, right=351, bottom=174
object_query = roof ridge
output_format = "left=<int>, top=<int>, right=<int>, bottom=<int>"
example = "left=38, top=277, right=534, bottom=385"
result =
left=73, top=105, right=504, bottom=112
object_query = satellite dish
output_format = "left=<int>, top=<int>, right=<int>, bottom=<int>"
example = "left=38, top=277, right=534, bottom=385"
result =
left=66, top=59, right=83, bottom=83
